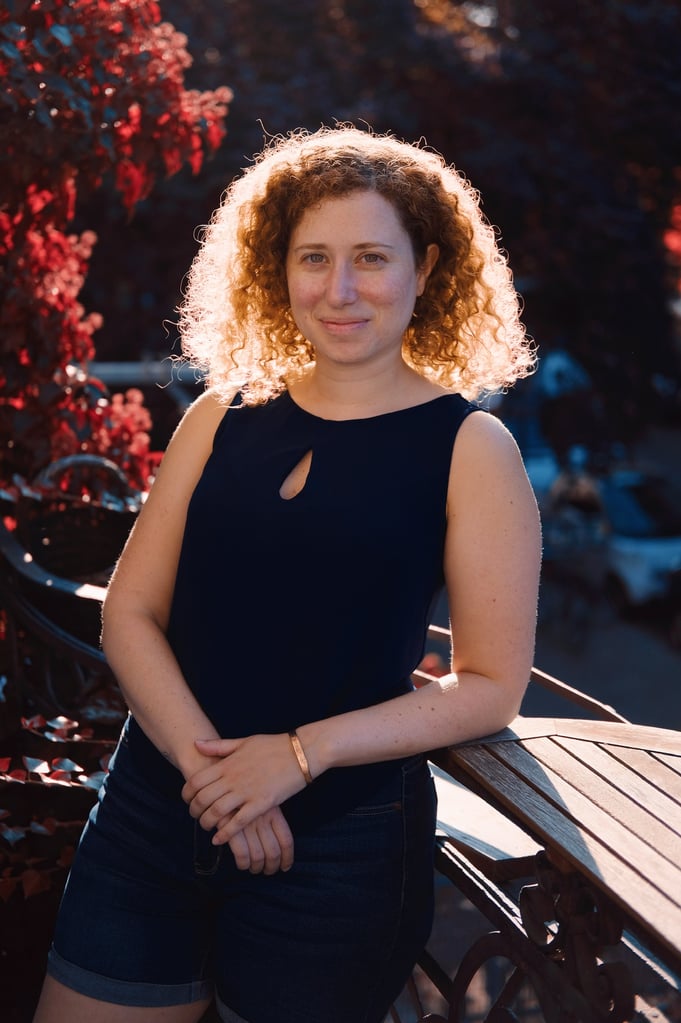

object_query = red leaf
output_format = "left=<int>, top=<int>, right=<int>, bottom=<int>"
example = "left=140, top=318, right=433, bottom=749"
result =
left=21, top=868, right=52, bottom=898
left=21, top=715, right=46, bottom=731
left=57, top=845, right=76, bottom=869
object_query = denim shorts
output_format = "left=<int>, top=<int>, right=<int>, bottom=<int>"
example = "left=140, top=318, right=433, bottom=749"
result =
left=47, top=730, right=437, bottom=1023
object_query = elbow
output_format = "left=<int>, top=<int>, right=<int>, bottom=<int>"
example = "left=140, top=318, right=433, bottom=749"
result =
left=495, top=672, right=529, bottom=730
left=478, top=693, right=524, bottom=740
left=100, top=589, right=166, bottom=661
left=472, top=668, right=529, bottom=735
left=500, top=690, right=525, bottom=730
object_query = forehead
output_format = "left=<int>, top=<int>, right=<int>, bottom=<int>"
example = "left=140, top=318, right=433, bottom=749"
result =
left=291, top=190, right=406, bottom=239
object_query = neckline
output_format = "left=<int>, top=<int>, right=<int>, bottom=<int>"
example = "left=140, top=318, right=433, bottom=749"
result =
left=283, top=389, right=458, bottom=423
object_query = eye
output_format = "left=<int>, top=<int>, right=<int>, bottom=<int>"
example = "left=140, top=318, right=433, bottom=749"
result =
left=302, top=252, right=326, bottom=264
left=359, top=252, right=386, bottom=265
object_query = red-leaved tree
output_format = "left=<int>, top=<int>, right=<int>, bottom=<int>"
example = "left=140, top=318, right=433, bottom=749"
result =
left=0, top=0, right=231, bottom=489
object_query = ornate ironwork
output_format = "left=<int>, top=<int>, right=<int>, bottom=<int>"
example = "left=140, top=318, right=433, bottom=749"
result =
left=518, top=851, right=634, bottom=1023
left=413, top=842, right=637, bottom=1023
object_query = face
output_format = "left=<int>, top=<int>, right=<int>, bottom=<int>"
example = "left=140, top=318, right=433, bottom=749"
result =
left=285, top=191, right=438, bottom=371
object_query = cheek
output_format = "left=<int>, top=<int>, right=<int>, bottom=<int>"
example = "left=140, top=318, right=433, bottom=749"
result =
left=375, top=274, right=418, bottom=309
left=286, top=276, right=318, bottom=313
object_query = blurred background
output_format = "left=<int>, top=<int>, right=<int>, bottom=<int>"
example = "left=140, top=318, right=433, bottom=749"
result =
left=3, top=0, right=681, bottom=724
left=2, top=5, right=681, bottom=1019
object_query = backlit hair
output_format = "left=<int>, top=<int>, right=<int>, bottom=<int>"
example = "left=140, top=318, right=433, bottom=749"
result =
left=178, top=125, right=535, bottom=402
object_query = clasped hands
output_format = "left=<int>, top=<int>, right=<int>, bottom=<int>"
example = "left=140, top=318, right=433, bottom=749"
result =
left=181, top=732, right=309, bottom=876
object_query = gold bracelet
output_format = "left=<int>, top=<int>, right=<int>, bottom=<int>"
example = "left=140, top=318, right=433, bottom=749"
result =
left=288, top=730, right=313, bottom=785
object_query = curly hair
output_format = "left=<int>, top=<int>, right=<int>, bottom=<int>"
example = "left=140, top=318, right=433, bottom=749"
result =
left=178, top=125, right=535, bottom=402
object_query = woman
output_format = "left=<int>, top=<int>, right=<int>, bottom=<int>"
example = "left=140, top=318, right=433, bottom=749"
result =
left=34, top=126, right=541, bottom=1023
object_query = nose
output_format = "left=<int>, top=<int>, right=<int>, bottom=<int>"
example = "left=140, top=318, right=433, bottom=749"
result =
left=326, top=262, right=358, bottom=306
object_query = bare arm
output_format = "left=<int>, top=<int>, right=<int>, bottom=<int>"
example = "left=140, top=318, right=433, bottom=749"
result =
left=102, top=389, right=294, bottom=873
left=185, top=411, right=542, bottom=841
left=102, top=389, right=228, bottom=777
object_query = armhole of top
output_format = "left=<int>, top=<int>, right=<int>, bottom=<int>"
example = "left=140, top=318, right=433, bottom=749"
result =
left=211, top=390, right=242, bottom=450
left=454, top=396, right=483, bottom=443
left=446, top=400, right=489, bottom=484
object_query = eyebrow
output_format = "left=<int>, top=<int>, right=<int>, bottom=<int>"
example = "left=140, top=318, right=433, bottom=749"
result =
left=291, top=242, right=396, bottom=252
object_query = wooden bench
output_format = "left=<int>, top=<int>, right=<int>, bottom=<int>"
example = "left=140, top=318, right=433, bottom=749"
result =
left=388, top=626, right=681, bottom=1023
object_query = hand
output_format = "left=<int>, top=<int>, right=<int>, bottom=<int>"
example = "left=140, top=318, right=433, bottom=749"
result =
left=226, top=806, right=294, bottom=874
left=181, top=733, right=309, bottom=843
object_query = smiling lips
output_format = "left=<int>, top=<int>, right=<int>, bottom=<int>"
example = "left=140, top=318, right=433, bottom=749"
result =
left=318, top=317, right=369, bottom=333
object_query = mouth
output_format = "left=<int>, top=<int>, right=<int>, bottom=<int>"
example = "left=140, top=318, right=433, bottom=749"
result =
left=318, top=317, right=369, bottom=333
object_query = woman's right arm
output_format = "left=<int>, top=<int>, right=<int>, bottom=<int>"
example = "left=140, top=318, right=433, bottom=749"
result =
left=101, top=388, right=227, bottom=780
left=102, top=389, right=294, bottom=874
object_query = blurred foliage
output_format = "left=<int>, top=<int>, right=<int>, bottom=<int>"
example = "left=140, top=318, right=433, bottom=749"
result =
left=3, top=0, right=680, bottom=459
left=80, top=0, right=681, bottom=445
left=0, top=0, right=230, bottom=486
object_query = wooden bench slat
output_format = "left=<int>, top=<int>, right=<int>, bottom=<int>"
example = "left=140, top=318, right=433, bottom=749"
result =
left=655, top=751, right=681, bottom=779
left=593, top=743, right=681, bottom=813
left=430, top=763, right=539, bottom=864
left=526, top=735, right=681, bottom=855
left=598, top=745, right=681, bottom=802
left=487, top=717, right=681, bottom=755
left=491, top=741, right=681, bottom=905
left=447, top=745, right=681, bottom=962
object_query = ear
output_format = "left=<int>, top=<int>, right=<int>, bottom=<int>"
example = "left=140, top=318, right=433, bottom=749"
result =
left=416, top=244, right=440, bottom=297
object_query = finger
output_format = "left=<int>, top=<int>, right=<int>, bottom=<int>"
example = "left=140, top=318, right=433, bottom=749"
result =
left=227, top=830, right=252, bottom=872
left=185, top=777, right=240, bottom=822
left=182, top=764, right=225, bottom=805
left=254, top=818, right=282, bottom=875
left=243, top=825, right=267, bottom=875
left=198, top=792, right=243, bottom=831
left=269, top=812, right=295, bottom=872
left=212, top=801, right=263, bottom=845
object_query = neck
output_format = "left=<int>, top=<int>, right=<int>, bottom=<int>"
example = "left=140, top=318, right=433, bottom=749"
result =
left=287, top=360, right=445, bottom=419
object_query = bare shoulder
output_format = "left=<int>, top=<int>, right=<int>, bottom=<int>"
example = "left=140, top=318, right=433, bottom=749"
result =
left=452, top=408, right=529, bottom=483
left=105, top=389, right=236, bottom=610
left=157, top=389, right=231, bottom=468
left=446, top=408, right=540, bottom=540
left=167, top=387, right=232, bottom=447
left=117, top=388, right=228, bottom=520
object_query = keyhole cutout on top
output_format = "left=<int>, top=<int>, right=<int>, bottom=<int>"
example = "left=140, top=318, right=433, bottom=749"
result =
left=279, top=449, right=313, bottom=500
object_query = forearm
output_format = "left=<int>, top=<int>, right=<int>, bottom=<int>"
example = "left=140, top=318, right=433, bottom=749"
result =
left=296, top=670, right=524, bottom=779
left=102, top=610, right=220, bottom=781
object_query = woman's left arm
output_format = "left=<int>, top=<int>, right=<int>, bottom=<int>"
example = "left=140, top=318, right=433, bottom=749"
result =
left=184, top=411, right=542, bottom=842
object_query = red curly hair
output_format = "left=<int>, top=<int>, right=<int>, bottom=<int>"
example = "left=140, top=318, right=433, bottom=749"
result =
left=178, top=125, right=534, bottom=401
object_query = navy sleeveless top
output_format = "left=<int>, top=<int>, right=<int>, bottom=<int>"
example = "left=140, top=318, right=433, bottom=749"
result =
left=127, top=389, right=477, bottom=826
